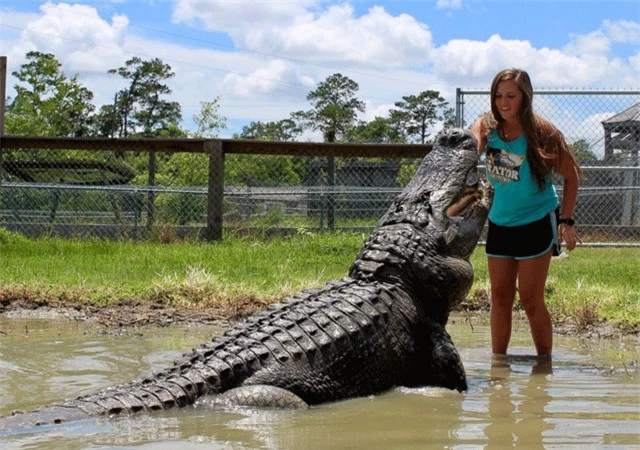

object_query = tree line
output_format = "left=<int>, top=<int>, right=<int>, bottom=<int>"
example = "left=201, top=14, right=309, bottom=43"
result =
left=2, top=51, right=461, bottom=225
left=5, top=51, right=455, bottom=144
left=3, top=51, right=597, bottom=197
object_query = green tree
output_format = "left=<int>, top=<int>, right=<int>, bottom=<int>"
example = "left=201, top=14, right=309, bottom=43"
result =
left=390, top=90, right=449, bottom=144
left=107, top=57, right=181, bottom=137
left=92, top=102, right=119, bottom=138
left=345, top=117, right=406, bottom=143
left=292, top=73, right=365, bottom=142
left=291, top=73, right=365, bottom=229
left=151, top=99, right=225, bottom=225
left=163, top=98, right=226, bottom=189
left=229, top=119, right=305, bottom=187
left=571, top=139, right=598, bottom=164
left=106, top=57, right=182, bottom=230
left=442, top=107, right=457, bottom=129
left=192, top=97, right=227, bottom=138
left=6, top=51, right=95, bottom=137
left=234, top=119, right=301, bottom=141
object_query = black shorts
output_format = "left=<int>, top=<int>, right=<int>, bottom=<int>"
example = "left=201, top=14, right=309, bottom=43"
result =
left=486, top=210, right=560, bottom=260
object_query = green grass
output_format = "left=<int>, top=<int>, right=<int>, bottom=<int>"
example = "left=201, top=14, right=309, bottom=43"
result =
left=543, top=248, right=640, bottom=326
left=0, top=229, right=366, bottom=309
left=0, top=228, right=638, bottom=327
left=471, top=247, right=640, bottom=328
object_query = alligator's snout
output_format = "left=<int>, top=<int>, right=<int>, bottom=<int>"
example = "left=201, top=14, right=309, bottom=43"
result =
left=437, top=127, right=468, bottom=148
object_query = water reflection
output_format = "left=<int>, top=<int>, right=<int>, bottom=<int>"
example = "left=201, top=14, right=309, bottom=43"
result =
left=484, top=355, right=553, bottom=449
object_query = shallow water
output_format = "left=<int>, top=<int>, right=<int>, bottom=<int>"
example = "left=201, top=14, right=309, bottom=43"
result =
left=0, top=314, right=638, bottom=449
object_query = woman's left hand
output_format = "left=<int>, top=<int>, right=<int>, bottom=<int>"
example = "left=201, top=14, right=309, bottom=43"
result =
left=559, top=224, right=582, bottom=251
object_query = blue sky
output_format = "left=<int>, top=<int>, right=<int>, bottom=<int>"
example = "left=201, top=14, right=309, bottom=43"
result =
left=0, top=0, right=638, bottom=137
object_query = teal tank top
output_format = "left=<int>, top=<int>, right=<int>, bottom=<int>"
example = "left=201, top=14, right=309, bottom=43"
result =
left=485, top=129, right=558, bottom=226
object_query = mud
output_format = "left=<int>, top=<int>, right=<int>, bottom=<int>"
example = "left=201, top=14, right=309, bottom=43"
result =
left=0, top=296, right=637, bottom=341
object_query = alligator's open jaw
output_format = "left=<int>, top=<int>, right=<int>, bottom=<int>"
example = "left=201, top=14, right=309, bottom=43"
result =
left=441, top=163, right=493, bottom=259
left=446, top=168, right=486, bottom=219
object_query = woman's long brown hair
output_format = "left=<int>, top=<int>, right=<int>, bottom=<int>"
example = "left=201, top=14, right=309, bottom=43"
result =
left=489, top=68, right=582, bottom=190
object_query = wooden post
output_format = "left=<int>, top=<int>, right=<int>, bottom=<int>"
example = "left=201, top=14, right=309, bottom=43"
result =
left=0, top=56, right=6, bottom=186
left=205, top=140, right=224, bottom=241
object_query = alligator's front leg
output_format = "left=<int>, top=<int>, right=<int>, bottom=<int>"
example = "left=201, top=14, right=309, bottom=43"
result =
left=403, top=318, right=467, bottom=392
left=195, top=385, right=310, bottom=410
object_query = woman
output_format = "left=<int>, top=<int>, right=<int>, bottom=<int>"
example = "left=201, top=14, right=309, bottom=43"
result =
left=470, top=68, right=582, bottom=357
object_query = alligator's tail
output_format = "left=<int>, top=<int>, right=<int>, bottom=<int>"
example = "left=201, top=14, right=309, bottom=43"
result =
left=0, top=342, right=248, bottom=430
left=0, top=372, right=200, bottom=430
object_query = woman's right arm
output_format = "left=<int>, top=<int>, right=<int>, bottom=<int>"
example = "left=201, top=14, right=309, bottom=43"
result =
left=470, top=116, right=486, bottom=156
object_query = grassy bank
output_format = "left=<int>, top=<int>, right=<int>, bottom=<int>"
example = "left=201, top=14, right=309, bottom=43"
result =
left=0, top=229, right=638, bottom=329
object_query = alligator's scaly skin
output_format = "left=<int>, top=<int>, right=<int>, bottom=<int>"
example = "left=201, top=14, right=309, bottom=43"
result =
left=0, top=128, right=492, bottom=429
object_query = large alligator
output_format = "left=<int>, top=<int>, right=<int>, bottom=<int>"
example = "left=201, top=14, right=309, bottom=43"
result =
left=0, top=128, right=492, bottom=429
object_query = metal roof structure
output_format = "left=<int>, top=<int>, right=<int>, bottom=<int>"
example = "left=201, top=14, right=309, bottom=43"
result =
left=602, top=102, right=640, bottom=125
left=602, top=102, right=640, bottom=162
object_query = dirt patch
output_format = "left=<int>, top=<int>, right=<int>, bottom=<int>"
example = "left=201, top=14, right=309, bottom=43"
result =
left=5, top=297, right=271, bottom=330
left=1, top=296, right=638, bottom=342
left=2, top=301, right=228, bottom=328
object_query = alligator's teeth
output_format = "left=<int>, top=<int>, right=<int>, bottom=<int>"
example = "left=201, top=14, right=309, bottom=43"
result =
left=446, top=188, right=483, bottom=217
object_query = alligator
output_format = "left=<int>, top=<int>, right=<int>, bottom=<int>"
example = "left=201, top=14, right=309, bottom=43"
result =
left=0, top=128, right=492, bottom=429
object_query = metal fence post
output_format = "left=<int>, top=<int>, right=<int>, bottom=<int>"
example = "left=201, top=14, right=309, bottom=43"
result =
left=0, top=56, right=6, bottom=186
left=205, top=140, right=224, bottom=241
left=455, top=87, right=463, bottom=128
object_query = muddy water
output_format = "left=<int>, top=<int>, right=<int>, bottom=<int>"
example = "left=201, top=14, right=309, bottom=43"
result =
left=0, top=314, right=638, bottom=449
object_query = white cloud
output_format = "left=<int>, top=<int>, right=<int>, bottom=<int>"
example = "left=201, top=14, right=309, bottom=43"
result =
left=603, top=19, right=640, bottom=44
left=434, top=33, right=637, bottom=89
left=172, top=0, right=316, bottom=37
left=173, top=2, right=433, bottom=67
left=1, top=2, right=637, bottom=137
left=221, top=59, right=309, bottom=97
left=115, top=36, right=314, bottom=123
left=565, top=30, right=611, bottom=55
left=18, top=2, right=129, bottom=73
left=564, top=19, right=640, bottom=56
left=0, top=9, right=44, bottom=67
left=0, top=8, right=39, bottom=32
left=629, top=51, right=640, bottom=73
left=436, top=0, right=462, bottom=9
left=434, top=34, right=537, bottom=79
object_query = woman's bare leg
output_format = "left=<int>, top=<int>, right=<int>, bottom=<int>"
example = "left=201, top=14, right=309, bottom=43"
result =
left=517, top=250, right=554, bottom=356
left=488, top=256, right=518, bottom=355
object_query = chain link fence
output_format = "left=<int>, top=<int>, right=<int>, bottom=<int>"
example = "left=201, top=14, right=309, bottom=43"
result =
left=0, top=138, right=427, bottom=240
left=0, top=90, right=638, bottom=245
left=457, top=89, right=640, bottom=245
